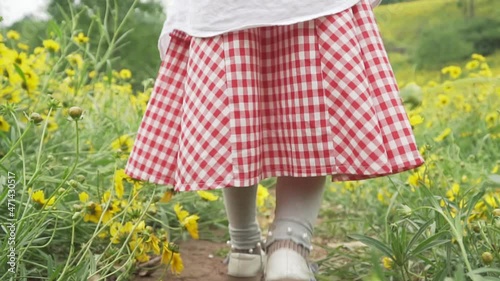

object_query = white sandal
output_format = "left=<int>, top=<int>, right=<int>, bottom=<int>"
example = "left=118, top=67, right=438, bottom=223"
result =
left=265, top=240, right=315, bottom=281
left=226, top=241, right=266, bottom=278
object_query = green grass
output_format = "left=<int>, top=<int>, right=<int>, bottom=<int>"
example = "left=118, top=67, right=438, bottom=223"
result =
left=374, top=0, right=500, bottom=84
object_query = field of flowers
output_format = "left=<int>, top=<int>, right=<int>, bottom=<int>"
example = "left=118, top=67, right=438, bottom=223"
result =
left=0, top=4, right=499, bottom=281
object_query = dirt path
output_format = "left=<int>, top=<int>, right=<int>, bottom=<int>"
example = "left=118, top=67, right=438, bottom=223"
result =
left=133, top=239, right=262, bottom=281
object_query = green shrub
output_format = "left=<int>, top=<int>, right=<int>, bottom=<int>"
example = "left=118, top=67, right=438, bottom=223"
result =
left=413, top=24, right=474, bottom=69
left=460, top=18, right=500, bottom=56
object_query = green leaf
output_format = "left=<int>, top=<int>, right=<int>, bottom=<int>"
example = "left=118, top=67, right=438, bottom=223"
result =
left=406, top=219, right=434, bottom=252
left=348, top=234, right=393, bottom=258
left=410, top=231, right=449, bottom=258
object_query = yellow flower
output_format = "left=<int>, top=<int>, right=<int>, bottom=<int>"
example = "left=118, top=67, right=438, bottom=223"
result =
left=492, top=164, right=499, bottom=174
left=471, top=53, right=486, bottom=62
left=111, top=134, right=134, bottom=154
left=0, top=116, right=11, bottom=132
left=174, top=203, right=199, bottom=239
left=434, top=128, right=452, bottom=142
left=1, top=87, right=22, bottom=104
left=101, top=191, right=120, bottom=223
left=437, top=94, right=450, bottom=107
left=256, top=184, right=270, bottom=212
left=441, top=66, right=461, bottom=79
left=144, top=233, right=161, bottom=255
left=67, top=53, right=84, bottom=69
left=160, top=190, right=175, bottom=203
left=114, top=169, right=130, bottom=199
left=485, top=112, right=497, bottom=128
left=446, top=183, right=460, bottom=202
left=409, top=114, right=424, bottom=126
left=65, top=69, right=75, bottom=77
left=465, top=60, right=480, bottom=70
left=31, top=189, right=55, bottom=206
left=83, top=202, right=102, bottom=223
left=119, top=69, right=132, bottom=79
left=382, top=256, right=394, bottom=270
left=197, top=190, right=219, bottom=201
left=79, top=192, right=89, bottom=203
left=484, top=193, right=498, bottom=208
left=17, top=43, right=29, bottom=51
left=43, top=39, right=60, bottom=52
left=73, top=32, right=89, bottom=44
left=162, top=243, right=184, bottom=274
left=89, top=71, right=97, bottom=79
left=7, top=30, right=20, bottom=40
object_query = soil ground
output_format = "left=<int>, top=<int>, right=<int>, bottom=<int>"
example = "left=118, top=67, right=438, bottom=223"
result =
left=134, top=239, right=260, bottom=281
left=132, top=238, right=333, bottom=281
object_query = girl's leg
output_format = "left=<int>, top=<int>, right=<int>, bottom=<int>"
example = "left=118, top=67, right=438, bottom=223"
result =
left=265, top=176, right=326, bottom=280
left=223, top=185, right=265, bottom=277
left=223, top=185, right=262, bottom=249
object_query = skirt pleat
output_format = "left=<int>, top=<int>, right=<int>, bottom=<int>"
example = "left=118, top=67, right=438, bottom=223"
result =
left=125, top=0, right=424, bottom=191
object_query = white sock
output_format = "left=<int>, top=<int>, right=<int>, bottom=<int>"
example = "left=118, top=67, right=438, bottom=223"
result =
left=223, top=185, right=262, bottom=250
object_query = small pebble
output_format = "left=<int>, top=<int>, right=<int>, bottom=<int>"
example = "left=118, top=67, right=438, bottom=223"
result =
left=208, top=254, right=214, bottom=259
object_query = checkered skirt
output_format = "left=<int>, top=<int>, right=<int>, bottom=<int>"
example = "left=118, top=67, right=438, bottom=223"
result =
left=125, top=0, right=424, bottom=191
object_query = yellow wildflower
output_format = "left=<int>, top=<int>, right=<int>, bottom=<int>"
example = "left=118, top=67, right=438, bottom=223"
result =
left=197, top=190, right=219, bottom=201
left=409, top=114, right=424, bottom=126
left=484, top=193, right=498, bottom=208
left=160, top=190, right=175, bottom=203
left=43, top=39, right=60, bottom=52
left=174, top=203, right=200, bottom=239
left=79, top=191, right=89, bottom=203
left=471, top=53, right=486, bottom=62
left=101, top=191, right=120, bottom=223
left=144, top=233, right=161, bottom=255
left=465, top=60, right=479, bottom=70
left=0, top=116, right=11, bottom=132
left=111, top=134, right=134, bottom=154
left=434, top=128, right=452, bottom=142
left=441, top=66, right=461, bottom=79
left=7, top=30, right=20, bottom=40
left=67, top=53, right=84, bottom=69
left=83, top=202, right=102, bottom=223
left=162, top=243, right=184, bottom=274
left=119, top=69, right=132, bottom=79
left=485, top=112, right=497, bottom=128
left=114, top=169, right=130, bottom=199
left=256, top=184, right=270, bottom=212
left=17, top=43, right=29, bottom=51
left=446, top=183, right=460, bottom=202
left=437, top=94, right=450, bottom=107
left=382, top=256, right=394, bottom=270
left=492, top=164, right=499, bottom=174
left=73, top=32, right=89, bottom=44
left=31, top=189, right=55, bottom=206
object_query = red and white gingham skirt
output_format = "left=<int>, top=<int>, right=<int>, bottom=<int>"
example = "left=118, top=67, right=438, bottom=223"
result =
left=125, top=0, right=424, bottom=191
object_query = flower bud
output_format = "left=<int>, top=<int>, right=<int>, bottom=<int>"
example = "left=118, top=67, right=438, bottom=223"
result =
left=30, top=112, right=43, bottom=125
left=73, top=204, right=83, bottom=211
left=482, top=252, right=494, bottom=265
left=58, top=187, right=66, bottom=194
left=76, top=174, right=86, bottom=183
left=492, top=209, right=500, bottom=217
left=72, top=211, right=81, bottom=220
left=68, top=180, right=78, bottom=188
left=167, top=242, right=180, bottom=253
left=68, top=106, right=83, bottom=120
left=399, top=204, right=412, bottom=218
left=472, top=224, right=481, bottom=233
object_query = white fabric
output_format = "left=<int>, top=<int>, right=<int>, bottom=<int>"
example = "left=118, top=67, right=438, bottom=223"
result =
left=158, top=0, right=383, bottom=59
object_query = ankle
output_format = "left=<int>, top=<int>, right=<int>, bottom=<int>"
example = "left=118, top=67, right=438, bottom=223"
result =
left=227, top=240, right=264, bottom=255
left=266, top=239, right=310, bottom=259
